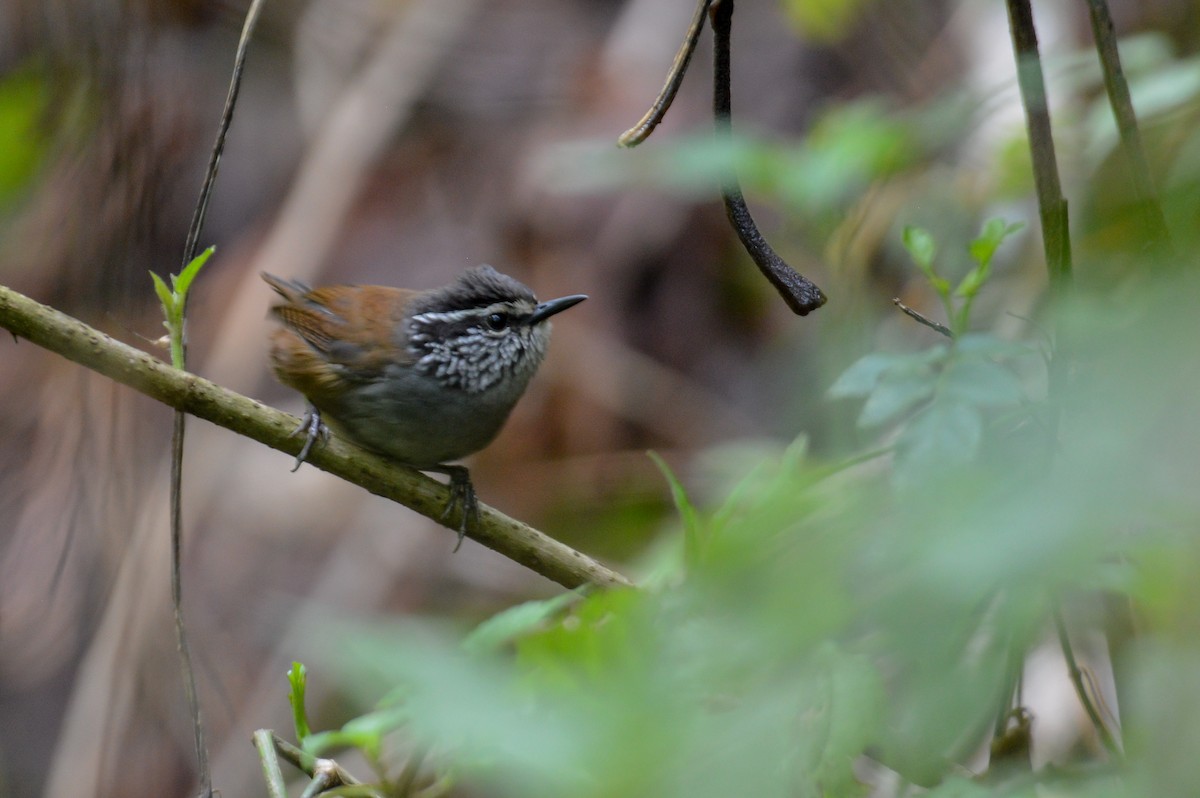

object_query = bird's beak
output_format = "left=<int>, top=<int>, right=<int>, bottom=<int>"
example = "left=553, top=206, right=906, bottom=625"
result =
left=529, top=294, right=587, bottom=324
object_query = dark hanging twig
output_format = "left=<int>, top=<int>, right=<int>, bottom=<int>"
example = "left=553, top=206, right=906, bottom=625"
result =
left=1083, top=0, right=1172, bottom=255
left=710, top=0, right=826, bottom=315
left=615, top=0, right=826, bottom=316
left=618, top=0, right=713, bottom=147
left=171, top=2, right=266, bottom=795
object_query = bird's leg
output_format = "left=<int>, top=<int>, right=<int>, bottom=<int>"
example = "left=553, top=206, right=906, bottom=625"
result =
left=289, top=403, right=329, bottom=471
left=429, top=464, right=479, bottom=552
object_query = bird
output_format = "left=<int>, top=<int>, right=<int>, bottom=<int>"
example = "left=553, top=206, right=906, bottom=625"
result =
left=262, top=265, right=587, bottom=550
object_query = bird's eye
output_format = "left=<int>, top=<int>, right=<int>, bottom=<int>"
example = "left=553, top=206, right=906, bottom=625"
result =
left=485, top=313, right=508, bottom=331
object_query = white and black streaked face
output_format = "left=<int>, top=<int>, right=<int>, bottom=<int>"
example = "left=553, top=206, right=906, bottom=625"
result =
left=407, top=297, right=550, bottom=393
left=405, top=266, right=585, bottom=394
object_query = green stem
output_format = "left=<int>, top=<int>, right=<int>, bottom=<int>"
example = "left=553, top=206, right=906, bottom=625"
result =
left=1083, top=0, right=1172, bottom=255
left=1053, top=609, right=1121, bottom=758
left=1004, top=0, right=1072, bottom=294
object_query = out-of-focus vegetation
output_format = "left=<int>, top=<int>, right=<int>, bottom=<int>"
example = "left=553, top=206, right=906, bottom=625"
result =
left=4, top=1, right=1200, bottom=797
left=275, top=7, right=1200, bottom=798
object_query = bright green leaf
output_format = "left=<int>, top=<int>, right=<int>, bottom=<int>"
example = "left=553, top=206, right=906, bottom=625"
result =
left=902, top=225, right=937, bottom=279
left=783, top=0, right=872, bottom=42
left=463, top=593, right=579, bottom=657
left=954, top=263, right=990, bottom=299
left=649, top=451, right=704, bottom=567
left=967, top=217, right=1024, bottom=267
left=174, top=246, right=215, bottom=299
left=149, top=272, right=175, bottom=317
left=287, top=661, right=311, bottom=742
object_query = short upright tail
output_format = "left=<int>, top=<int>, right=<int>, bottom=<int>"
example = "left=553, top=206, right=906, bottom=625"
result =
left=261, top=272, right=312, bottom=302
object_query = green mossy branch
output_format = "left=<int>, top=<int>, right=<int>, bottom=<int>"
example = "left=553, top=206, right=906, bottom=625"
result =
left=0, top=283, right=630, bottom=591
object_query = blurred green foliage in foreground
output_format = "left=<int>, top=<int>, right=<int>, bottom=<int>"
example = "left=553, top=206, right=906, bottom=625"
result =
left=268, top=22, right=1200, bottom=798
left=279, top=249, right=1200, bottom=795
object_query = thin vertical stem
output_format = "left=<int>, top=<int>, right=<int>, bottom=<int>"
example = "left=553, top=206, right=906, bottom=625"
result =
left=1054, top=609, right=1121, bottom=757
left=1005, top=0, right=1072, bottom=294
left=172, top=3, right=267, bottom=795
left=1083, top=0, right=1172, bottom=254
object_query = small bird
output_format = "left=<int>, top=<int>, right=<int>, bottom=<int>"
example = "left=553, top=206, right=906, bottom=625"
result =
left=263, top=265, right=587, bottom=549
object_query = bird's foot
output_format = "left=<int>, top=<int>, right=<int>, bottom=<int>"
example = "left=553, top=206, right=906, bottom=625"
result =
left=438, top=465, right=480, bottom=552
left=289, top=404, right=329, bottom=471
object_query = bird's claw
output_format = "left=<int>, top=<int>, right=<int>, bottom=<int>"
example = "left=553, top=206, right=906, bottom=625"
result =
left=289, top=405, right=329, bottom=471
left=439, top=466, right=480, bottom=552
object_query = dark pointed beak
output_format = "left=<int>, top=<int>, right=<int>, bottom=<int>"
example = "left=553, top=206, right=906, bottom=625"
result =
left=529, top=294, right=587, bottom=324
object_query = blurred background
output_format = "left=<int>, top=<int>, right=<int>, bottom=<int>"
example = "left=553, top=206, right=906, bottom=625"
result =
left=1, top=0, right=1199, bottom=795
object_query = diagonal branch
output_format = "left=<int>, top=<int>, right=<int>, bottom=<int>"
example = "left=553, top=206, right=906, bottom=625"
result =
left=0, top=284, right=631, bottom=591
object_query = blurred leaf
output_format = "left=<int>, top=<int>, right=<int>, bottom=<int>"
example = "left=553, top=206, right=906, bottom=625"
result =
left=967, top=218, right=1025, bottom=269
left=896, top=399, right=983, bottom=478
left=857, top=368, right=936, bottom=428
left=0, top=67, right=49, bottom=202
left=515, top=588, right=643, bottom=691
left=648, top=451, right=704, bottom=567
left=939, top=358, right=1025, bottom=408
left=462, top=593, right=579, bottom=657
left=903, top=226, right=937, bottom=277
left=828, top=352, right=910, bottom=398
left=954, top=333, right=1037, bottom=359
left=304, top=706, right=409, bottom=760
left=782, top=0, right=872, bottom=42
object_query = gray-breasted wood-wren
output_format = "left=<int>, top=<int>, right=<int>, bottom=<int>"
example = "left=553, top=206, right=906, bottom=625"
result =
left=263, top=265, right=587, bottom=549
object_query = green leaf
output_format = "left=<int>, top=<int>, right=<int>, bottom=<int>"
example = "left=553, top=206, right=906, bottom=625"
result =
left=782, top=0, right=872, bottom=42
left=0, top=68, right=50, bottom=202
left=902, top=226, right=937, bottom=279
left=954, top=333, right=1036, bottom=359
left=940, top=358, right=1025, bottom=408
left=462, top=593, right=579, bottom=657
left=896, top=399, right=984, bottom=478
left=953, top=262, right=990, bottom=299
left=287, top=662, right=311, bottom=742
left=857, top=369, right=936, bottom=428
left=828, top=352, right=907, bottom=398
left=967, top=217, right=1024, bottom=268
left=149, top=271, right=175, bottom=317
left=174, top=246, right=215, bottom=299
left=649, top=451, right=704, bottom=567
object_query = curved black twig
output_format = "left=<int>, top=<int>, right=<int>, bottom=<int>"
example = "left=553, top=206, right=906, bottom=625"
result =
left=618, top=0, right=713, bottom=148
left=711, top=0, right=826, bottom=315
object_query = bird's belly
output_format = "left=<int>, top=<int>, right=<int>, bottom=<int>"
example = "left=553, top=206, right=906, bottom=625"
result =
left=317, top=368, right=528, bottom=467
